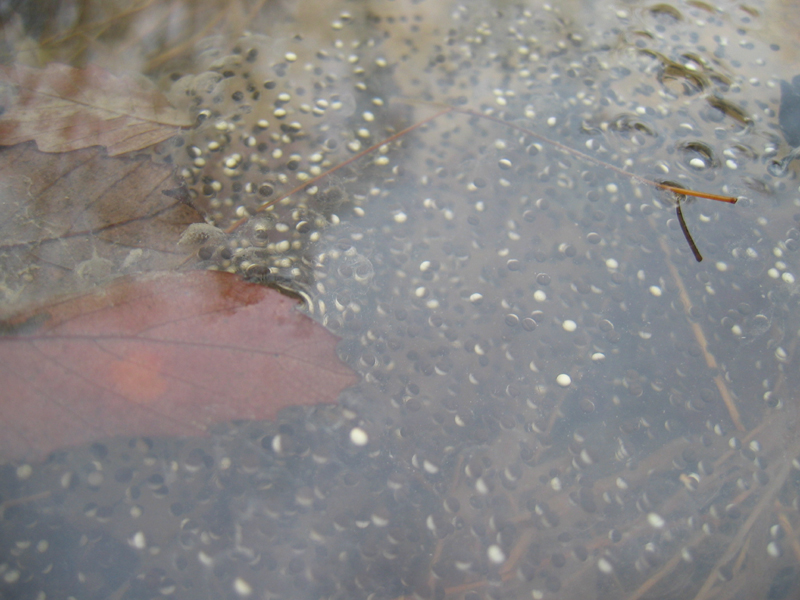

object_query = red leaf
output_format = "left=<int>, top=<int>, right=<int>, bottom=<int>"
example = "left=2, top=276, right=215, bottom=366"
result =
left=0, top=271, right=357, bottom=460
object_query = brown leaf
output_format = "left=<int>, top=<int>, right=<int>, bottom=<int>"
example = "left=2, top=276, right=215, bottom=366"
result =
left=0, top=63, right=191, bottom=155
left=0, top=270, right=357, bottom=460
left=0, top=142, right=202, bottom=318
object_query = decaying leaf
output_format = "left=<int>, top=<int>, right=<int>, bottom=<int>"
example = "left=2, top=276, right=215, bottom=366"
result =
left=0, top=270, right=357, bottom=460
left=0, top=141, right=202, bottom=317
left=0, top=62, right=191, bottom=155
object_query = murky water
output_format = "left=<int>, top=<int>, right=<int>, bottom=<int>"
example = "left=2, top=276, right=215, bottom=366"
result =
left=2, top=1, right=800, bottom=599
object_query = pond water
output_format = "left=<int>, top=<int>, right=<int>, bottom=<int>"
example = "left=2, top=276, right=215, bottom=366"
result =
left=2, top=1, right=800, bottom=599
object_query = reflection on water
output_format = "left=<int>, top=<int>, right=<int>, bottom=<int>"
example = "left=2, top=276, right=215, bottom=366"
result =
left=2, top=0, right=800, bottom=599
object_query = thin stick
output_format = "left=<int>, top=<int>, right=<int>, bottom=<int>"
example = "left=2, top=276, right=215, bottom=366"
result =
left=691, top=446, right=797, bottom=600
left=626, top=538, right=692, bottom=600
left=40, top=0, right=160, bottom=47
left=775, top=504, right=800, bottom=563
left=425, top=103, right=737, bottom=204
left=660, top=185, right=737, bottom=203
left=145, top=7, right=229, bottom=71
left=676, top=202, right=703, bottom=262
left=222, top=99, right=736, bottom=259
left=0, top=490, right=51, bottom=517
left=225, top=107, right=454, bottom=234
left=657, top=236, right=745, bottom=431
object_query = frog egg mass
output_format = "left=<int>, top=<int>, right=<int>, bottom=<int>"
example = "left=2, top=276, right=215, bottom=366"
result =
left=2, top=1, right=800, bottom=600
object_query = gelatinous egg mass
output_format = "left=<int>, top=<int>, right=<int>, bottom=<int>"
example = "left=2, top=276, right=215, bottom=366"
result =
left=2, top=1, right=800, bottom=600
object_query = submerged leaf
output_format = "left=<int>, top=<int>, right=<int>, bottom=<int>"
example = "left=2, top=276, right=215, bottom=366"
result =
left=0, top=142, right=202, bottom=317
left=0, top=63, right=191, bottom=155
left=0, top=270, right=357, bottom=460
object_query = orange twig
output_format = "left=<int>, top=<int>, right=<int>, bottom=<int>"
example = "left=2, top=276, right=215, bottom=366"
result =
left=439, top=104, right=737, bottom=204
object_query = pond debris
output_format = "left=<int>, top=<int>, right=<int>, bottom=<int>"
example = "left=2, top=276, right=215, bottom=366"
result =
left=769, top=75, right=800, bottom=176
left=2, top=1, right=800, bottom=600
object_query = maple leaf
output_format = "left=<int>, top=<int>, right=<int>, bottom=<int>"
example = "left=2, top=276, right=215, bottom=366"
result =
left=0, top=63, right=191, bottom=155
left=0, top=270, right=357, bottom=460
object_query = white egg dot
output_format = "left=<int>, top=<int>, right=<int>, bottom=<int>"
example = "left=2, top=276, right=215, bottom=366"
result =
left=591, top=352, right=605, bottom=362
left=234, top=578, right=253, bottom=596
left=767, top=542, right=782, bottom=558
left=606, top=183, right=618, bottom=193
left=130, top=531, right=146, bottom=550
left=3, top=570, right=20, bottom=584
left=350, top=427, right=369, bottom=446
left=556, top=373, right=571, bottom=387
left=487, top=545, right=506, bottom=564
left=783, top=272, right=795, bottom=283
left=647, top=513, right=665, bottom=529
left=689, top=157, right=706, bottom=169
left=649, top=286, right=662, bottom=297
left=597, top=558, right=614, bottom=574
left=606, top=258, right=619, bottom=269
left=533, top=290, right=547, bottom=302
left=423, top=460, right=439, bottom=474
left=393, top=211, right=408, bottom=224
left=562, top=319, right=577, bottom=332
